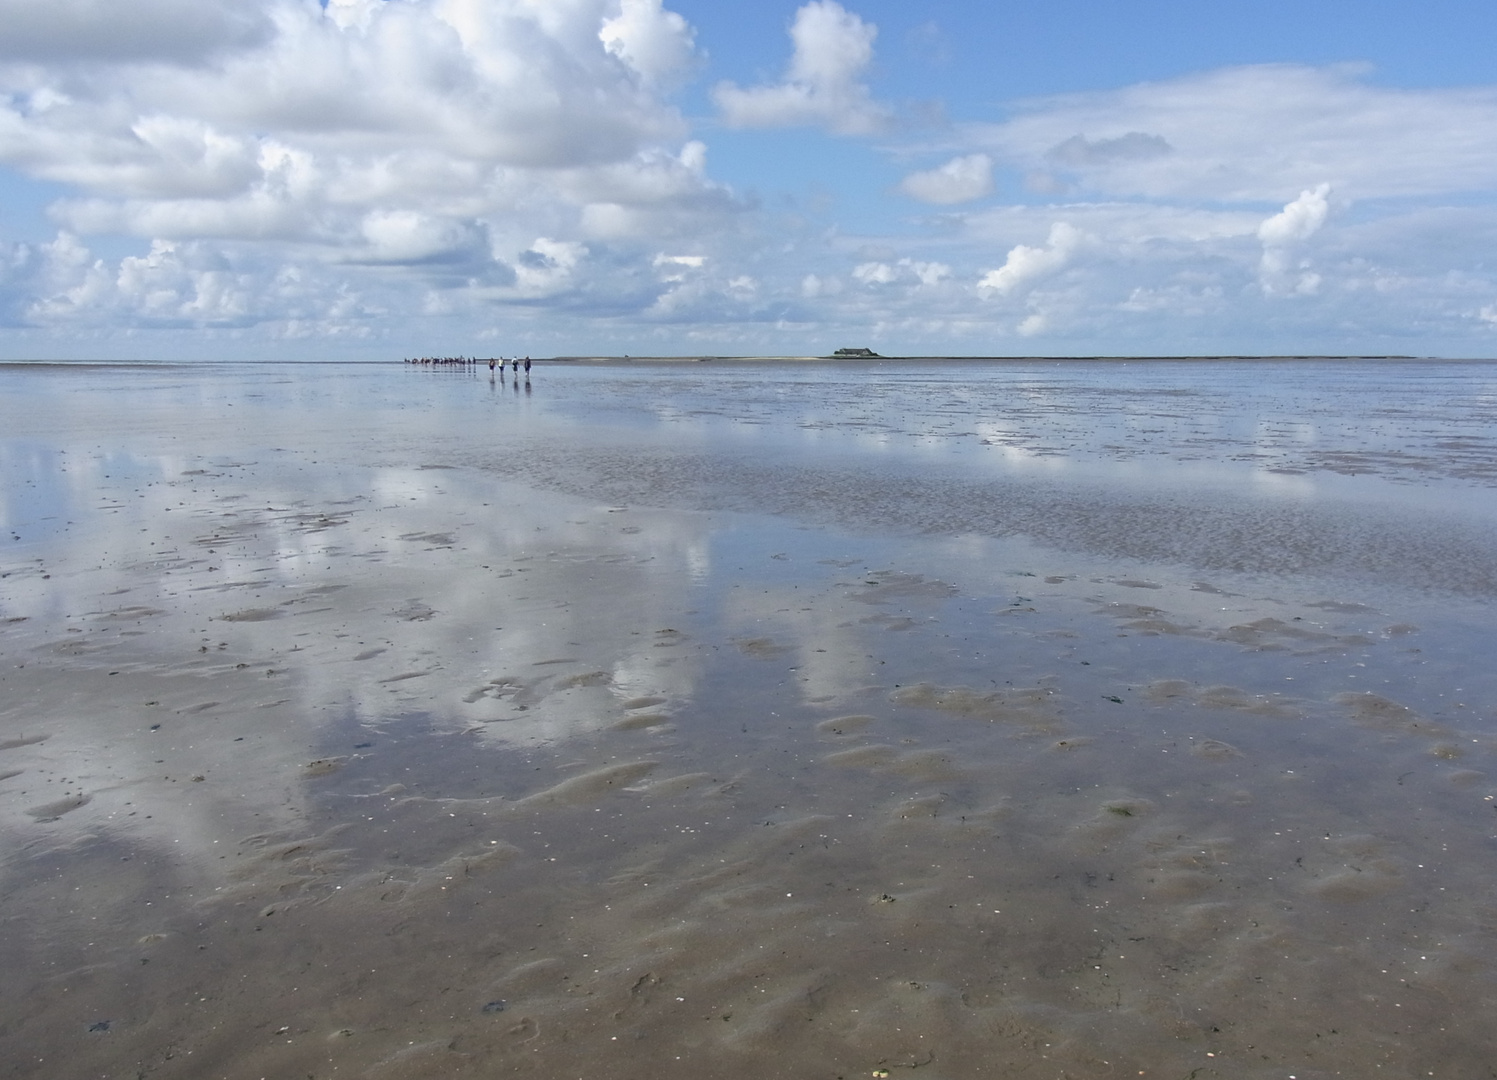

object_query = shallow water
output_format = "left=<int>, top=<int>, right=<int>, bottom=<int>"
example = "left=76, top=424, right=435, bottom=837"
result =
left=2, top=359, right=1496, bottom=1079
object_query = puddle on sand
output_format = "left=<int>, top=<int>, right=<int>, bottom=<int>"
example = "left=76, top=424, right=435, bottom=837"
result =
left=2, top=361, right=1496, bottom=1079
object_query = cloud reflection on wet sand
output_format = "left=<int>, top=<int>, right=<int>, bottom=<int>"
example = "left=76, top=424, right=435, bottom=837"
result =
left=2, top=360, right=1495, bottom=1079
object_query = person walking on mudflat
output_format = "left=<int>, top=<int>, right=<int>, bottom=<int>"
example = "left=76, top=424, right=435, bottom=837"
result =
left=524, top=357, right=531, bottom=375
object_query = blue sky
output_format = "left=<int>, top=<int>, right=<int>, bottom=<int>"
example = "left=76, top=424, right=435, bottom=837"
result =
left=3, top=0, right=1497, bottom=359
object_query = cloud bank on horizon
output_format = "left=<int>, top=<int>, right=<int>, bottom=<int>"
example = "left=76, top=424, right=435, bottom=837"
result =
left=2, top=0, right=1497, bottom=357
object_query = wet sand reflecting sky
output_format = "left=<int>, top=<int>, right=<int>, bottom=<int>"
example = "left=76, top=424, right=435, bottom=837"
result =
left=2, top=359, right=1495, bottom=1079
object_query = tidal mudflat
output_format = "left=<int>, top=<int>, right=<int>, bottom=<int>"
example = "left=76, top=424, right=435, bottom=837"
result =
left=2, top=358, right=1496, bottom=1079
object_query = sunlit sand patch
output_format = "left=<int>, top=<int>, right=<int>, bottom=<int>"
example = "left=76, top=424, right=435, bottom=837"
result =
left=848, top=571, right=959, bottom=604
left=1195, top=684, right=1300, bottom=717
left=1144, top=678, right=1302, bottom=719
left=1302, top=835, right=1405, bottom=902
left=859, top=612, right=919, bottom=630
left=890, top=682, right=1063, bottom=732
left=487, top=955, right=567, bottom=999
left=822, top=743, right=959, bottom=782
left=1138, top=834, right=1238, bottom=900
left=1119, top=615, right=1195, bottom=635
left=462, top=675, right=545, bottom=706
left=397, top=530, right=456, bottom=546
left=887, top=793, right=948, bottom=820
left=92, top=605, right=166, bottom=620
left=1098, top=796, right=1154, bottom=820
left=814, top=714, right=875, bottom=736
left=1189, top=738, right=1244, bottom=760
left=390, top=599, right=436, bottom=621
left=1215, top=616, right=1372, bottom=652
left=25, top=794, right=91, bottom=821
left=622, top=772, right=712, bottom=797
left=39, top=634, right=116, bottom=658
left=619, top=695, right=667, bottom=709
left=1143, top=678, right=1192, bottom=701
left=369, top=844, right=522, bottom=905
left=1094, top=595, right=1382, bottom=654
left=216, top=824, right=357, bottom=913
left=1306, top=599, right=1379, bottom=614
left=554, top=669, right=611, bottom=690
left=1086, top=600, right=1157, bottom=622
left=377, top=670, right=431, bottom=684
left=609, top=712, right=671, bottom=731
left=362, top=1039, right=474, bottom=1078
left=510, top=761, right=658, bottom=809
left=1334, top=691, right=1452, bottom=738
left=1065, top=795, right=1158, bottom=855
left=733, top=636, right=789, bottom=657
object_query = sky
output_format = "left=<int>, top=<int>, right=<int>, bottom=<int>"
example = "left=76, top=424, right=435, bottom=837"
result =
left=3, top=0, right=1497, bottom=359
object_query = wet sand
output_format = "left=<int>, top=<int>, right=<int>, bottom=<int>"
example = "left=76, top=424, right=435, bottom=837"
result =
left=2, top=359, right=1496, bottom=1079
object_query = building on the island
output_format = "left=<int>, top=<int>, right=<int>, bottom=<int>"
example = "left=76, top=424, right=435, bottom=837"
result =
left=831, top=347, right=881, bottom=358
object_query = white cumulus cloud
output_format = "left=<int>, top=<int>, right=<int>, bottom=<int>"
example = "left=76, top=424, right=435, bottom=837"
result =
left=713, top=1, right=889, bottom=135
left=359, top=210, right=481, bottom=264
left=0, top=2, right=704, bottom=209
left=1258, top=183, right=1332, bottom=296
left=903, top=259, right=951, bottom=286
left=27, top=233, right=263, bottom=328
left=899, top=154, right=993, bottom=205
left=0, top=0, right=743, bottom=335
left=513, top=238, right=587, bottom=296
left=599, top=0, right=698, bottom=87
left=1258, top=182, right=1332, bottom=246
left=978, top=223, right=1082, bottom=296
left=1017, top=312, right=1049, bottom=337
left=8, top=13, right=1497, bottom=358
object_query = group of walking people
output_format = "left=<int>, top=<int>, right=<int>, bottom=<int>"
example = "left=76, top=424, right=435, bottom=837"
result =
left=404, top=355, right=533, bottom=376
left=487, top=357, right=531, bottom=376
